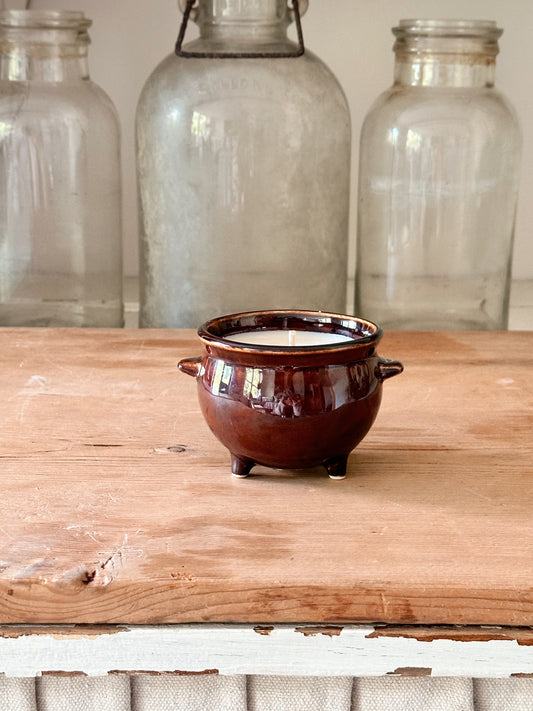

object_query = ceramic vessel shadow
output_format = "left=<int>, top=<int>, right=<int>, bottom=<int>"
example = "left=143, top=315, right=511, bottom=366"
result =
left=178, top=310, right=403, bottom=479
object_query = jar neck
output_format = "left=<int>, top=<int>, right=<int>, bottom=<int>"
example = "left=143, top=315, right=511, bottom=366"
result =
left=188, top=0, right=302, bottom=52
left=392, top=19, right=501, bottom=88
left=0, top=10, right=91, bottom=81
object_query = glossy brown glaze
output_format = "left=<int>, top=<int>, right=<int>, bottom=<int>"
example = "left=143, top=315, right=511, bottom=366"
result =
left=179, top=310, right=403, bottom=478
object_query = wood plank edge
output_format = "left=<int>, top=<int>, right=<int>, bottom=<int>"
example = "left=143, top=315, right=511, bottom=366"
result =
left=2, top=581, right=533, bottom=626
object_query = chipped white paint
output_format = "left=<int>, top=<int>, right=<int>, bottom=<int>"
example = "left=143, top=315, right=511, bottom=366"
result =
left=23, top=375, right=47, bottom=390
left=0, top=625, right=533, bottom=678
left=15, top=374, right=49, bottom=422
left=496, top=378, right=517, bottom=387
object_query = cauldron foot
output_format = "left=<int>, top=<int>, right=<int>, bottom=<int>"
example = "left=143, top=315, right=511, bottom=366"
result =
left=324, top=455, right=348, bottom=480
left=231, top=454, right=255, bottom=478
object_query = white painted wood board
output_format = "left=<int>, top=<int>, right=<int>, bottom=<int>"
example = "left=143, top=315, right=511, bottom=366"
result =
left=1, top=625, right=533, bottom=679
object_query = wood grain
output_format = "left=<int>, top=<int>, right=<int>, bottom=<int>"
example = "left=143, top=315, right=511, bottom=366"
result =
left=0, top=328, right=532, bottom=624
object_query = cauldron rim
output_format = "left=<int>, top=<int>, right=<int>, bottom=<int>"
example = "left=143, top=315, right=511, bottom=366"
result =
left=197, top=310, right=383, bottom=365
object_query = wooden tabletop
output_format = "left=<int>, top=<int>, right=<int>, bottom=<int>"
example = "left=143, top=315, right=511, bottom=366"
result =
left=0, top=328, right=532, bottom=625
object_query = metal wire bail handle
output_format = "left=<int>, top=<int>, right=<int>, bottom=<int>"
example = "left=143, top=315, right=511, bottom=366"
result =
left=175, top=0, right=306, bottom=58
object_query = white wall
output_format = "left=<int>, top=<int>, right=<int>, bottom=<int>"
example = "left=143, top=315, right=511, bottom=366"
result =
left=24, top=0, right=533, bottom=279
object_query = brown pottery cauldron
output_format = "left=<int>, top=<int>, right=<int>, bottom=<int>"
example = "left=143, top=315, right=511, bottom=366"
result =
left=178, top=310, right=403, bottom=479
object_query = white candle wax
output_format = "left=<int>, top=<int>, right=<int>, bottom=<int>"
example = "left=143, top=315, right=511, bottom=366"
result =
left=224, top=329, right=354, bottom=347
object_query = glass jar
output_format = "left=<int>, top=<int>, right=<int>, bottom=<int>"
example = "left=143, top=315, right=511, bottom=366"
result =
left=136, top=0, right=350, bottom=328
left=355, top=19, right=521, bottom=330
left=0, top=10, right=123, bottom=327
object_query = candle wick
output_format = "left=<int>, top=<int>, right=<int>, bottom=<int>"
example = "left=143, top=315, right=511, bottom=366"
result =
left=289, top=330, right=296, bottom=347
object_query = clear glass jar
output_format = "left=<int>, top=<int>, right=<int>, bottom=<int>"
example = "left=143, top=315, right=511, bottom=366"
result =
left=0, top=10, right=123, bottom=327
left=136, top=0, right=350, bottom=328
left=355, top=20, right=521, bottom=330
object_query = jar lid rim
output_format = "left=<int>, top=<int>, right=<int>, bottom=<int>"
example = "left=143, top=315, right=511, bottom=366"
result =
left=394, top=19, right=503, bottom=39
left=0, top=10, right=91, bottom=30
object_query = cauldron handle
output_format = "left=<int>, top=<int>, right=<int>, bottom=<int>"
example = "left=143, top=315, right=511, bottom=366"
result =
left=376, top=358, right=404, bottom=381
left=178, top=356, right=202, bottom=378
